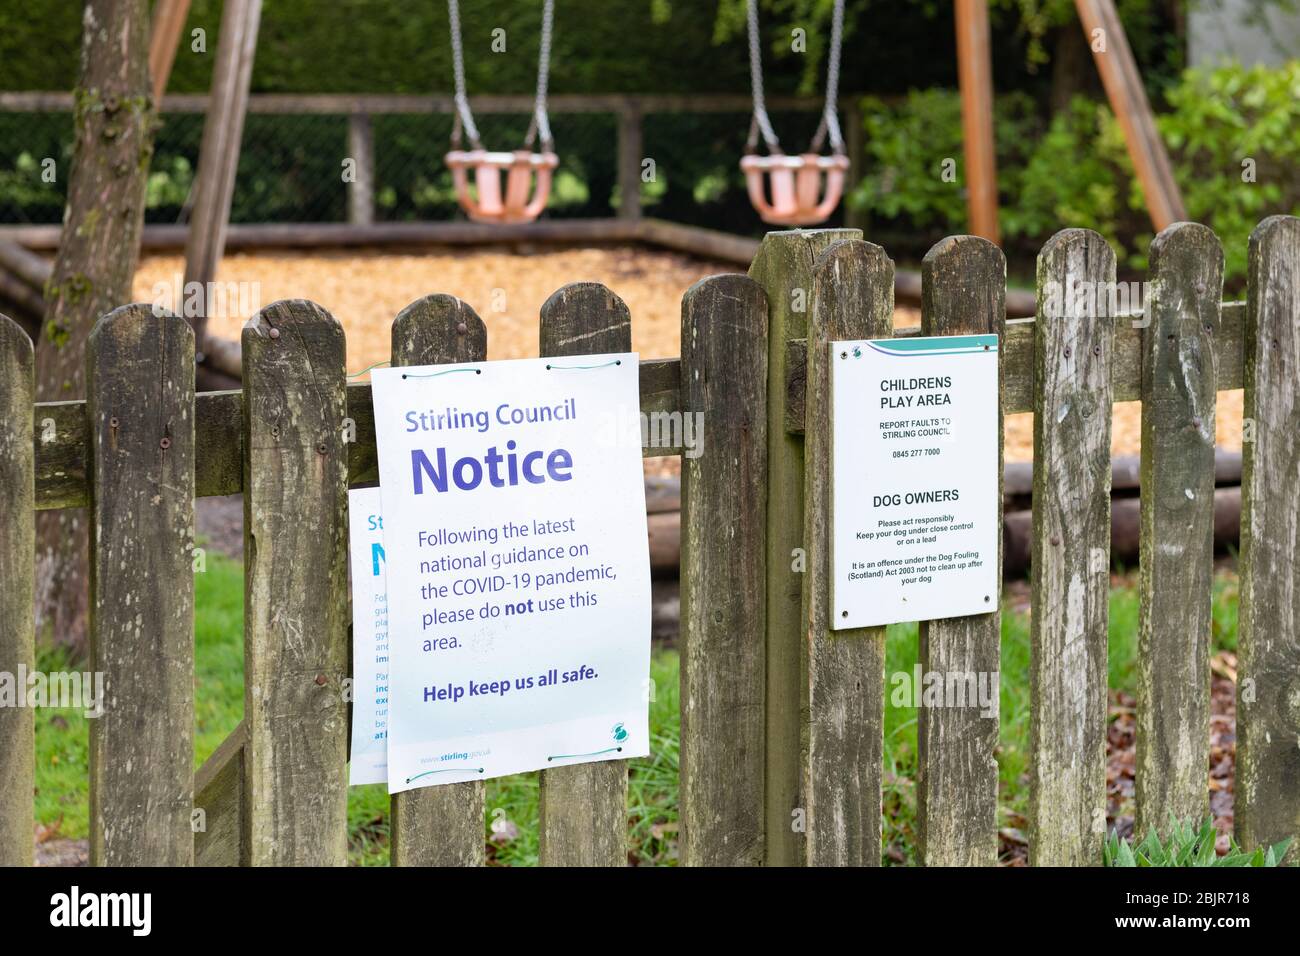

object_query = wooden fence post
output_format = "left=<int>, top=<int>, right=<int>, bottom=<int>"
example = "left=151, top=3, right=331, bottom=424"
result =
left=241, top=299, right=350, bottom=865
left=1237, top=214, right=1300, bottom=853
left=1028, top=229, right=1115, bottom=865
left=0, top=313, right=34, bottom=866
left=347, top=112, right=375, bottom=226
left=86, top=304, right=196, bottom=866
left=916, top=235, right=1004, bottom=867
left=679, top=273, right=769, bottom=866
left=802, top=239, right=894, bottom=866
left=748, top=227, right=858, bottom=866
left=388, top=294, right=488, bottom=867
left=844, top=114, right=866, bottom=232
left=1135, top=222, right=1222, bottom=837
left=536, top=282, right=632, bottom=866
left=617, top=101, right=643, bottom=221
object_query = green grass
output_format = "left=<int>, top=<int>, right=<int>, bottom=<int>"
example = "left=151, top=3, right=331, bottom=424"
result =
left=878, top=568, right=1241, bottom=865
left=345, top=652, right=681, bottom=866
left=31, top=554, right=1243, bottom=864
left=34, top=550, right=246, bottom=842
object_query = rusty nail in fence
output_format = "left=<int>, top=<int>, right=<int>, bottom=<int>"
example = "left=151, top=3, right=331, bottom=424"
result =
left=159, top=437, right=171, bottom=449
left=457, top=322, right=468, bottom=335
left=316, top=442, right=328, bottom=455
left=109, top=417, right=119, bottom=428
left=268, top=327, right=280, bottom=340
left=315, top=675, right=328, bottom=686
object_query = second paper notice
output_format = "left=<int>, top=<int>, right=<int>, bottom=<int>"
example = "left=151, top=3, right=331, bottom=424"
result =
left=370, top=355, right=651, bottom=794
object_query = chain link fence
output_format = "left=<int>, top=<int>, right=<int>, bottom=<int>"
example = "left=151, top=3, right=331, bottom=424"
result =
left=0, top=96, right=844, bottom=233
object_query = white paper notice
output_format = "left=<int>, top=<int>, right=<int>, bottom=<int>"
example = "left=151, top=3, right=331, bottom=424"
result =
left=370, top=354, right=651, bottom=794
left=348, top=487, right=389, bottom=786
left=831, top=335, right=999, bottom=629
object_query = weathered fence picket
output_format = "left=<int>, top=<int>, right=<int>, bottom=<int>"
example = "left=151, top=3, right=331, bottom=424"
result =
left=749, top=227, right=858, bottom=866
left=388, top=294, right=488, bottom=867
left=0, top=313, right=34, bottom=867
left=679, top=272, right=769, bottom=866
left=3, top=216, right=1299, bottom=869
left=1029, top=230, right=1115, bottom=866
left=1237, top=215, right=1300, bottom=853
left=915, top=236, right=1005, bottom=867
left=802, top=239, right=894, bottom=866
left=241, top=300, right=350, bottom=865
left=87, top=305, right=196, bottom=866
left=536, top=283, right=635, bottom=867
left=1135, top=223, right=1223, bottom=836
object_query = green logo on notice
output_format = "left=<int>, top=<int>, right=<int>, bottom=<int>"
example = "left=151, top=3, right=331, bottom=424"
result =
left=611, top=722, right=629, bottom=744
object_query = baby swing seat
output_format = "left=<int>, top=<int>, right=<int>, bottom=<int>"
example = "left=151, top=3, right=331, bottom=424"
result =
left=445, top=148, right=559, bottom=224
left=739, top=152, right=851, bottom=227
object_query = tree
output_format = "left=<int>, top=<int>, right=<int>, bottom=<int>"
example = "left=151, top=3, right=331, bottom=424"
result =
left=35, top=0, right=157, bottom=651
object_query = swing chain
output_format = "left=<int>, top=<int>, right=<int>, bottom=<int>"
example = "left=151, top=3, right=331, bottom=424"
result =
left=747, top=0, right=846, bottom=156
left=746, top=0, right=782, bottom=153
left=448, top=0, right=554, bottom=153
left=811, top=0, right=846, bottom=155
left=447, top=0, right=482, bottom=149
left=525, top=0, right=555, bottom=151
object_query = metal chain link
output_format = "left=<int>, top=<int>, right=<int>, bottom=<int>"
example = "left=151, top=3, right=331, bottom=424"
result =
left=814, top=0, right=846, bottom=154
left=450, top=0, right=554, bottom=153
left=525, top=0, right=555, bottom=150
left=750, top=0, right=846, bottom=156
left=447, top=0, right=482, bottom=149
left=746, top=0, right=782, bottom=153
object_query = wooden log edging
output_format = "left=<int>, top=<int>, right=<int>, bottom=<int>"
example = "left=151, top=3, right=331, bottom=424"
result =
left=0, top=220, right=1040, bottom=324
left=0, top=239, right=50, bottom=339
left=642, top=462, right=1248, bottom=581
left=0, top=239, right=51, bottom=292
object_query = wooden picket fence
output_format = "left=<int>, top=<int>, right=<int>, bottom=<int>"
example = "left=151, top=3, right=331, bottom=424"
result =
left=0, top=217, right=1297, bottom=867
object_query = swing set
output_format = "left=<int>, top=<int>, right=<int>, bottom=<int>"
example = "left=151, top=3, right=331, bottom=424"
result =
left=443, top=0, right=559, bottom=224
left=739, top=0, right=851, bottom=227
left=136, top=0, right=1186, bottom=272
left=438, top=0, right=1185, bottom=236
left=440, top=0, right=853, bottom=228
